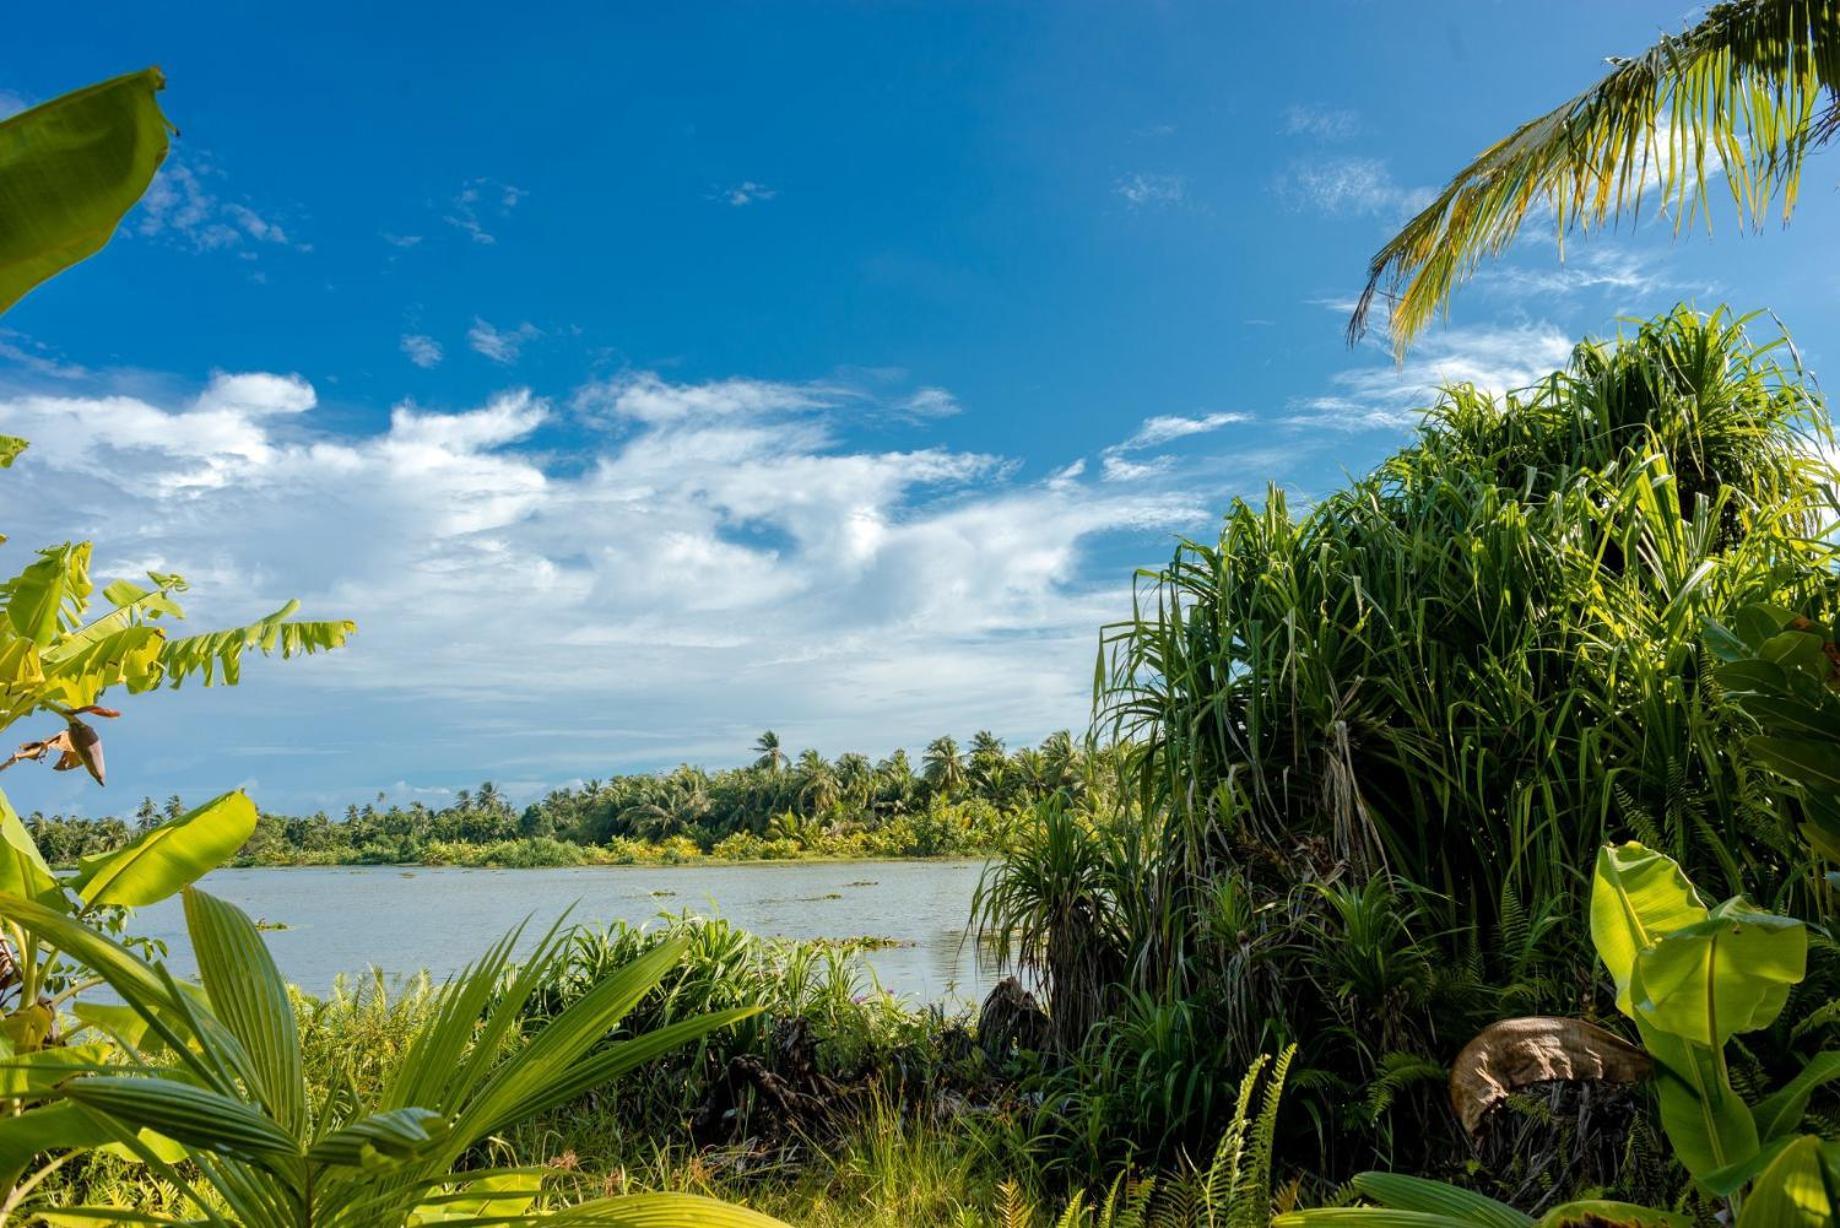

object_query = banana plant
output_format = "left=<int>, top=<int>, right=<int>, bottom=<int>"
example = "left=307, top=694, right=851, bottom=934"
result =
left=0, top=886, right=787, bottom=1226
left=1, top=787, right=259, bottom=1053
left=0, top=67, right=170, bottom=317
left=0, top=64, right=354, bottom=1058
left=1277, top=843, right=1840, bottom=1225
left=0, top=524, right=354, bottom=1053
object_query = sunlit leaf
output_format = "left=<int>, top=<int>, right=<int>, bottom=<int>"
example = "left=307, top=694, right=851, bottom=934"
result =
left=0, top=68, right=171, bottom=316
left=70, top=790, right=257, bottom=908
left=1589, top=842, right=1708, bottom=1018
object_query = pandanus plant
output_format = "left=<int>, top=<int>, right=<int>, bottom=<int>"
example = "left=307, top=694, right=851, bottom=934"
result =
left=0, top=886, right=786, bottom=1226
left=1278, top=843, right=1838, bottom=1226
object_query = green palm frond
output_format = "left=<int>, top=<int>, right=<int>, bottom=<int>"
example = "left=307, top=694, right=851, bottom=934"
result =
left=1353, top=0, right=1840, bottom=351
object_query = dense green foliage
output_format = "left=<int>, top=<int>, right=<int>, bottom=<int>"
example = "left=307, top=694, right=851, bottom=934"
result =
left=1283, top=843, right=1838, bottom=1226
left=23, top=730, right=1111, bottom=867
left=5, top=889, right=779, bottom=1225
left=979, top=309, right=1840, bottom=1191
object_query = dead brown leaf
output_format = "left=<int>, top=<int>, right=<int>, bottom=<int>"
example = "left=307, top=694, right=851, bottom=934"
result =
left=1449, top=1016, right=1651, bottom=1135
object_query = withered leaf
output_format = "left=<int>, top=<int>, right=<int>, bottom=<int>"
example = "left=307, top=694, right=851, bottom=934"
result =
left=0, top=718, right=107, bottom=786
left=1449, top=1016, right=1651, bottom=1135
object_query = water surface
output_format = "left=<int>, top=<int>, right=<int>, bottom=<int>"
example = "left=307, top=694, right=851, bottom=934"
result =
left=135, top=859, right=995, bottom=1005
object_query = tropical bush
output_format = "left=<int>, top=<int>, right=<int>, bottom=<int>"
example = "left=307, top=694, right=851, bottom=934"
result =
left=0, top=887, right=781, bottom=1225
left=982, top=307, right=1840, bottom=1183
left=1282, top=842, right=1838, bottom=1226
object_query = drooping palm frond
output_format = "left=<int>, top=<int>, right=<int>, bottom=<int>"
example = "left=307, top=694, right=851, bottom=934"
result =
left=1352, top=0, right=1840, bottom=351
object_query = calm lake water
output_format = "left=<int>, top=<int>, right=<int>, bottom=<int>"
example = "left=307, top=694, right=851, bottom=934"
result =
left=134, top=859, right=997, bottom=1006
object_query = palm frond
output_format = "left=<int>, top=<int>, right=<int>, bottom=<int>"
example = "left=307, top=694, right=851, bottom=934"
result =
left=1353, top=0, right=1840, bottom=350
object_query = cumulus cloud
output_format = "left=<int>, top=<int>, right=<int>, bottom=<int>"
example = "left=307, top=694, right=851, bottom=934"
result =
left=0, top=368, right=1213, bottom=801
left=467, top=318, right=540, bottom=364
left=401, top=334, right=443, bottom=368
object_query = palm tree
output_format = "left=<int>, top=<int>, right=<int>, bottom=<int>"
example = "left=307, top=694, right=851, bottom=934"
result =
left=835, top=751, right=874, bottom=809
left=752, top=729, right=786, bottom=774
left=1353, top=0, right=1840, bottom=352
left=795, top=748, right=840, bottom=814
left=922, top=735, right=967, bottom=798
left=969, top=730, right=1007, bottom=800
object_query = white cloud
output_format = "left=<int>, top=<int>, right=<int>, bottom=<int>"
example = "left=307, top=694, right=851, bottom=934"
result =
left=0, top=368, right=1214, bottom=801
left=718, top=181, right=777, bottom=206
left=0, top=332, right=87, bottom=381
left=1478, top=247, right=1700, bottom=300
left=1115, top=173, right=1186, bottom=207
left=467, top=318, right=540, bottom=364
left=1291, top=321, right=1575, bottom=429
left=1282, top=104, right=1359, bottom=141
left=1117, top=411, right=1248, bottom=451
left=901, top=387, right=961, bottom=418
left=575, top=371, right=828, bottom=425
left=1275, top=156, right=1433, bottom=221
left=401, top=334, right=443, bottom=368
left=381, top=232, right=424, bottom=249
left=444, top=178, right=526, bottom=244
left=0, top=90, right=28, bottom=120
left=135, top=159, right=304, bottom=255
left=1101, top=454, right=1171, bottom=483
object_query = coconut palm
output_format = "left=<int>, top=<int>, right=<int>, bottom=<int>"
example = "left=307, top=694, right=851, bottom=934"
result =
left=751, top=730, right=785, bottom=774
left=794, top=748, right=840, bottom=814
left=1353, top=0, right=1840, bottom=351
left=922, top=735, right=967, bottom=798
left=969, top=730, right=1008, bottom=796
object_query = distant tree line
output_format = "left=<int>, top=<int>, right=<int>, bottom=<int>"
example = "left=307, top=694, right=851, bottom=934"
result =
left=23, top=730, right=1111, bottom=866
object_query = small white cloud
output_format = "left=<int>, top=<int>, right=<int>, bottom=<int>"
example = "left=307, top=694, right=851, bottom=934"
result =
left=576, top=372, right=828, bottom=425
left=1101, top=454, right=1172, bottom=483
left=135, top=158, right=305, bottom=255
left=1479, top=247, right=1699, bottom=300
left=0, top=332, right=87, bottom=381
left=193, top=371, right=317, bottom=418
left=1118, top=411, right=1248, bottom=451
left=902, top=387, right=961, bottom=418
left=0, top=90, right=29, bottom=120
left=467, top=318, right=540, bottom=364
left=381, top=232, right=424, bottom=249
left=718, top=181, right=777, bottom=206
left=445, top=178, right=526, bottom=244
left=1291, top=322, right=1576, bottom=430
left=401, top=334, right=444, bottom=368
left=1115, top=172, right=1186, bottom=207
left=1282, top=104, right=1359, bottom=141
left=1275, top=156, right=1433, bottom=221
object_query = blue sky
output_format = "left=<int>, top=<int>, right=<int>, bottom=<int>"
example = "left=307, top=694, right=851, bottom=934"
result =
left=4, top=2, right=1839, bottom=816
